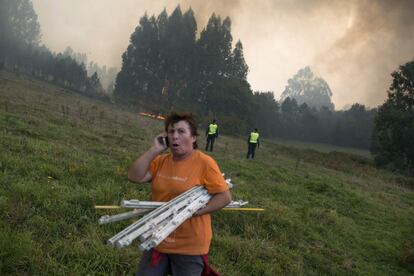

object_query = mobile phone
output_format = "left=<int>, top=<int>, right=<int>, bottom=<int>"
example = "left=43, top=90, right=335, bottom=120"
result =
left=157, top=136, right=169, bottom=147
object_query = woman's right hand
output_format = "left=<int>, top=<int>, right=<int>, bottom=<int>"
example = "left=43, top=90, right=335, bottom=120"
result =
left=152, top=133, right=168, bottom=153
left=128, top=133, right=167, bottom=183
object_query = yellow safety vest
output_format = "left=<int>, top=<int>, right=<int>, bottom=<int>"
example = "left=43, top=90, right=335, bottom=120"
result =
left=249, top=132, right=259, bottom=143
left=208, top=124, right=218, bottom=135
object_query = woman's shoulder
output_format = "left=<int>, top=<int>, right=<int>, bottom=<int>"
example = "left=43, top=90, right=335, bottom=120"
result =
left=194, top=150, right=217, bottom=164
left=154, top=152, right=172, bottom=164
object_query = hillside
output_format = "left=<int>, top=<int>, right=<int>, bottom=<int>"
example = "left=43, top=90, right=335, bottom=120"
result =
left=0, top=70, right=413, bottom=275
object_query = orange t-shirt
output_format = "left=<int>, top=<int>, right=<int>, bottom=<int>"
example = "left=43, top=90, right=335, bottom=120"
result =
left=149, top=150, right=228, bottom=255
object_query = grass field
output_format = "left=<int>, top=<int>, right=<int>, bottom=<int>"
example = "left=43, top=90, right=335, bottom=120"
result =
left=1, top=70, right=413, bottom=275
left=267, top=138, right=372, bottom=158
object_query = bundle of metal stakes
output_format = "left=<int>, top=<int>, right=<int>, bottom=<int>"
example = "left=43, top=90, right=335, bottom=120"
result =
left=101, top=178, right=248, bottom=251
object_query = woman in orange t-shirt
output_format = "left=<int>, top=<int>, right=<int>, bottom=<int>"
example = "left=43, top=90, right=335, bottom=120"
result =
left=128, top=112, right=231, bottom=275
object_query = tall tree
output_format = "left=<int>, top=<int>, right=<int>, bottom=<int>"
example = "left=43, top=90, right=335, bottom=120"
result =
left=333, top=104, right=375, bottom=148
left=251, top=92, right=280, bottom=136
left=0, top=0, right=40, bottom=46
left=114, top=14, right=159, bottom=106
left=0, top=0, right=41, bottom=65
left=203, top=78, right=253, bottom=134
left=297, top=103, right=319, bottom=140
left=280, top=97, right=300, bottom=138
left=196, top=14, right=234, bottom=108
left=115, top=7, right=199, bottom=111
left=230, top=40, right=249, bottom=80
left=280, top=66, right=334, bottom=110
left=176, top=8, right=197, bottom=108
left=197, top=14, right=232, bottom=80
left=162, top=6, right=197, bottom=109
left=87, top=72, right=104, bottom=95
left=371, top=59, right=414, bottom=175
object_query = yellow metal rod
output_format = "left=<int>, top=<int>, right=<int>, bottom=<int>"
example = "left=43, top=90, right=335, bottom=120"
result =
left=95, top=205, right=264, bottom=212
left=222, top=208, right=265, bottom=211
left=95, top=205, right=122, bottom=209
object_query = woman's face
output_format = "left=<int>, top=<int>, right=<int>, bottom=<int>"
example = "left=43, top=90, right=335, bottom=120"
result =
left=167, top=120, right=196, bottom=160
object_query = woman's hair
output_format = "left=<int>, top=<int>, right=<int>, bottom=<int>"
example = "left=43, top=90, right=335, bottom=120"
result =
left=164, top=112, right=199, bottom=149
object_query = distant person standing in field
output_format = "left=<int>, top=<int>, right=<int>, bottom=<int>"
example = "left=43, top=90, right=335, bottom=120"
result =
left=205, top=119, right=219, bottom=152
left=246, top=128, right=260, bottom=159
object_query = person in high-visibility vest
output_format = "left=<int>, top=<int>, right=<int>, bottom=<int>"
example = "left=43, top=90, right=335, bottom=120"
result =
left=205, top=119, right=219, bottom=152
left=246, top=128, right=260, bottom=159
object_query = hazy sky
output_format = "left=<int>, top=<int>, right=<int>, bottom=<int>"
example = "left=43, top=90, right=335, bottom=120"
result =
left=32, top=0, right=414, bottom=109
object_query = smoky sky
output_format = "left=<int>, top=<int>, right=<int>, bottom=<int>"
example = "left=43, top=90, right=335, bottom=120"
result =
left=32, top=0, right=414, bottom=109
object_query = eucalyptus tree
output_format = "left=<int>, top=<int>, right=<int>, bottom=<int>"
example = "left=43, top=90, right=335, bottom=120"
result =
left=280, top=97, right=300, bottom=138
left=161, top=6, right=197, bottom=109
left=115, top=14, right=159, bottom=106
left=333, top=104, right=376, bottom=149
left=280, top=66, right=334, bottom=110
left=230, top=40, right=249, bottom=81
left=195, top=14, right=233, bottom=105
left=372, top=59, right=414, bottom=175
left=0, top=0, right=40, bottom=66
left=251, top=92, right=280, bottom=137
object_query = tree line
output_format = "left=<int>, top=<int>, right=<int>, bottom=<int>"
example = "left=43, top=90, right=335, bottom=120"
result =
left=114, top=6, right=251, bottom=134
left=114, top=6, right=376, bottom=149
left=0, top=0, right=107, bottom=99
left=62, top=46, right=118, bottom=94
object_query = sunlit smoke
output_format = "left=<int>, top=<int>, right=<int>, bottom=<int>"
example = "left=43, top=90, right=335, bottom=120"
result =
left=32, top=0, right=414, bottom=109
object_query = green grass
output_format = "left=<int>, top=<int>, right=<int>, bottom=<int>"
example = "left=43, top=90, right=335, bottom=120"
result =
left=1, top=70, right=413, bottom=275
left=267, top=137, right=372, bottom=158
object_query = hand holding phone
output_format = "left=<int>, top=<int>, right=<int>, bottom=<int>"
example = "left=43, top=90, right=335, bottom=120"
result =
left=157, top=136, right=169, bottom=148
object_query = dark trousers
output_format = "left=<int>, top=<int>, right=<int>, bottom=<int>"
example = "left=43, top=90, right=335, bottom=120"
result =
left=246, top=143, right=257, bottom=159
left=137, top=249, right=204, bottom=276
left=205, top=135, right=216, bottom=152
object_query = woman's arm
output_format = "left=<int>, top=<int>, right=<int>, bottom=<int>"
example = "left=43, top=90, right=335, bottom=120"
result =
left=128, top=135, right=166, bottom=183
left=193, top=189, right=232, bottom=216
